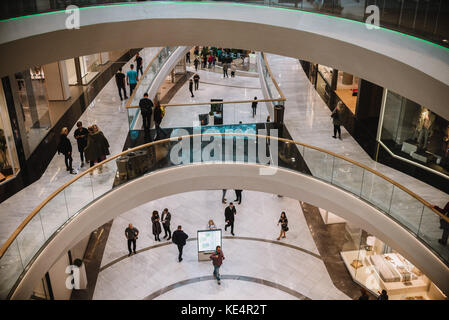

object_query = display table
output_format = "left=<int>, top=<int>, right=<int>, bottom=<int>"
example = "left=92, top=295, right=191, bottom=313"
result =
left=341, top=250, right=430, bottom=299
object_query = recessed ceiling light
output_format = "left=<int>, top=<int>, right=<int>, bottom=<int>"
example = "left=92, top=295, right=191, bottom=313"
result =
left=443, top=39, right=448, bottom=43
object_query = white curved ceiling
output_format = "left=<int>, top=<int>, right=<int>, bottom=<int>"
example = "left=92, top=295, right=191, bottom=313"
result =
left=0, top=2, right=448, bottom=120
left=11, top=163, right=449, bottom=299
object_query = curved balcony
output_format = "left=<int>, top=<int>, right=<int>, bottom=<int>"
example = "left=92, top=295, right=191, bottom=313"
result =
left=1, top=1, right=448, bottom=49
left=0, top=130, right=448, bottom=299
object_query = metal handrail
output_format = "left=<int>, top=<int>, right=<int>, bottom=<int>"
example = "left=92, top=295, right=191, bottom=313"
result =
left=1, top=132, right=448, bottom=260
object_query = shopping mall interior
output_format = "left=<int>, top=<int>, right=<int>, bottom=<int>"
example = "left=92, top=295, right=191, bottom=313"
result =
left=0, top=0, right=448, bottom=302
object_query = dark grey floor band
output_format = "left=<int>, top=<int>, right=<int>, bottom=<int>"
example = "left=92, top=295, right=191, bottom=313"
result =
left=143, top=274, right=311, bottom=300
left=99, top=235, right=321, bottom=272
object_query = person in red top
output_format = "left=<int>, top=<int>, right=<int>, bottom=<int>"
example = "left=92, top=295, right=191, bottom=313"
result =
left=434, top=201, right=449, bottom=245
left=210, top=245, right=225, bottom=285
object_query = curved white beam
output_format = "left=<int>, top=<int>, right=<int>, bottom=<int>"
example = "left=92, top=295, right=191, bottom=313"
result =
left=11, top=163, right=449, bottom=299
left=0, top=2, right=448, bottom=119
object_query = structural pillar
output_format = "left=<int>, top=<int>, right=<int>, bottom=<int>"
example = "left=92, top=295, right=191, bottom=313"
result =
left=42, top=61, right=71, bottom=101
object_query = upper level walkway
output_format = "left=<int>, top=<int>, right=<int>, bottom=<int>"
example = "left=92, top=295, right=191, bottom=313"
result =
left=1, top=2, right=448, bottom=120
left=265, top=53, right=449, bottom=208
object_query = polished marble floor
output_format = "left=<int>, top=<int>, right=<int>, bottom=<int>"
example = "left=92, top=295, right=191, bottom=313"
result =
left=94, top=190, right=350, bottom=300
left=264, top=53, right=449, bottom=260
left=0, top=47, right=161, bottom=245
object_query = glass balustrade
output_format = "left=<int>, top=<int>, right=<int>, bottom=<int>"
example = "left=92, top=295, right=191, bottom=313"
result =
left=0, top=129, right=448, bottom=299
left=1, top=1, right=447, bottom=48
left=126, top=46, right=177, bottom=130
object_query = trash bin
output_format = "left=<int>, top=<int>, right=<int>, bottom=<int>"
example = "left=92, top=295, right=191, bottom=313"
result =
left=274, top=104, right=285, bottom=124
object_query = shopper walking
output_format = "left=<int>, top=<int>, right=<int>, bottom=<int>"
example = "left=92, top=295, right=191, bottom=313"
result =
left=223, top=63, right=229, bottom=78
left=189, top=79, right=194, bottom=98
left=135, top=52, right=144, bottom=76
left=186, top=51, right=191, bottom=64
left=224, top=202, right=236, bottom=236
left=277, top=211, right=288, bottom=240
left=222, top=189, right=227, bottom=204
left=210, top=246, right=225, bottom=285
left=153, top=101, right=166, bottom=140
left=151, top=210, right=162, bottom=242
left=115, top=67, right=128, bottom=100
left=331, top=102, right=343, bottom=140
left=74, top=121, right=88, bottom=168
left=434, top=201, right=449, bottom=245
left=234, top=189, right=242, bottom=205
left=57, top=127, right=76, bottom=175
left=193, top=73, right=200, bottom=90
left=172, top=225, right=188, bottom=262
left=125, top=223, right=139, bottom=256
left=161, top=208, right=172, bottom=240
left=127, top=64, right=139, bottom=96
left=251, top=97, right=258, bottom=118
left=139, top=93, right=153, bottom=132
left=194, top=57, right=199, bottom=71
left=377, top=289, right=389, bottom=300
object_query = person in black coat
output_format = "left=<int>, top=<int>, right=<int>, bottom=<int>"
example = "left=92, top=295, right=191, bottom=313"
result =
left=57, top=127, right=75, bottom=175
left=172, top=225, right=189, bottom=262
left=139, top=93, right=153, bottom=131
left=161, top=208, right=172, bottom=240
left=73, top=121, right=88, bottom=167
left=151, top=210, right=162, bottom=241
left=251, top=97, right=258, bottom=118
left=189, top=79, right=194, bottom=98
left=224, top=203, right=236, bottom=236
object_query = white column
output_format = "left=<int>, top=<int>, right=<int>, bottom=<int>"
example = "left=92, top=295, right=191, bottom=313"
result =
left=42, top=61, right=71, bottom=101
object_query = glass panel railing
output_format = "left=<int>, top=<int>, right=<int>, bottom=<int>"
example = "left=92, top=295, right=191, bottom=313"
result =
left=1, top=131, right=448, bottom=299
left=127, top=46, right=177, bottom=130
left=1, top=1, right=447, bottom=48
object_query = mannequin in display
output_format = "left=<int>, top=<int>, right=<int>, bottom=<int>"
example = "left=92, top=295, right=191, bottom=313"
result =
left=412, top=107, right=435, bottom=151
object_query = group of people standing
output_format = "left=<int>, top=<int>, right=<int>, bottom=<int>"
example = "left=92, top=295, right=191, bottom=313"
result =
left=138, top=93, right=165, bottom=139
left=57, top=121, right=110, bottom=175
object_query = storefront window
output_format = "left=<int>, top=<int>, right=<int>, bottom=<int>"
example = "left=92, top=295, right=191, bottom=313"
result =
left=335, top=71, right=358, bottom=114
left=80, top=54, right=101, bottom=85
left=0, top=84, right=20, bottom=183
left=15, top=68, right=51, bottom=157
left=379, top=90, right=449, bottom=177
left=341, top=227, right=446, bottom=300
left=317, top=64, right=332, bottom=83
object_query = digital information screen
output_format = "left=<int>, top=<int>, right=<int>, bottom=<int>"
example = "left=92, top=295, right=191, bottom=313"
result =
left=197, top=229, right=222, bottom=253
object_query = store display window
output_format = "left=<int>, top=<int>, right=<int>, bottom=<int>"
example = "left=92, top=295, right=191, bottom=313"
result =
left=14, top=68, right=51, bottom=157
left=340, top=226, right=446, bottom=300
left=0, top=84, right=20, bottom=183
left=379, top=90, right=449, bottom=178
left=335, top=71, right=358, bottom=114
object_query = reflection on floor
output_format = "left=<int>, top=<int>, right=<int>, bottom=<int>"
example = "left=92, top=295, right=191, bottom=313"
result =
left=93, top=190, right=350, bottom=300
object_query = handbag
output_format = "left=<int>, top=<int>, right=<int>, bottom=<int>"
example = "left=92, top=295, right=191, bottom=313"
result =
left=285, top=226, right=289, bottom=232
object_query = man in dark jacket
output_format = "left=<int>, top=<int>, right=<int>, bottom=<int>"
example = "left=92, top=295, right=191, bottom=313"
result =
left=125, top=223, right=139, bottom=256
left=251, top=97, right=258, bottom=118
left=224, top=203, right=236, bottom=236
left=172, top=225, right=188, bottom=262
left=74, top=121, right=88, bottom=167
left=161, top=208, right=172, bottom=240
left=139, top=93, right=153, bottom=131
left=210, top=246, right=225, bottom=285
left=193, top=74, right=200, bottom=90
left=434, top=201, right=449, bottom=245
left=58, top=127, right=76, bottom=175
left=115, top=67, right=127, bottom=100
left=189, top=79, right=194, bottom=98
